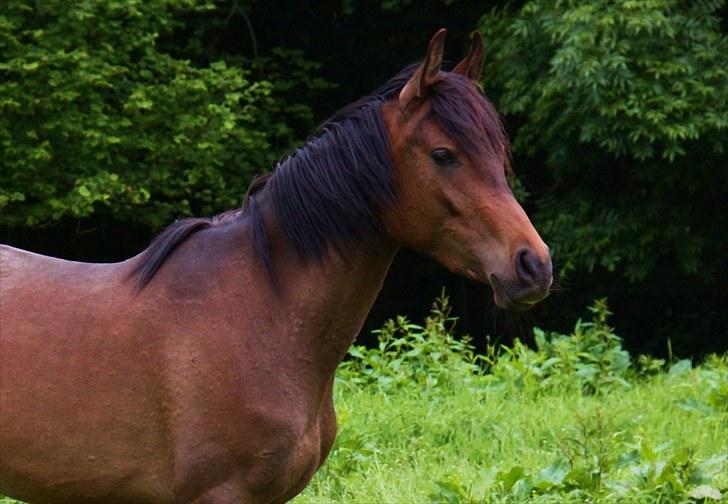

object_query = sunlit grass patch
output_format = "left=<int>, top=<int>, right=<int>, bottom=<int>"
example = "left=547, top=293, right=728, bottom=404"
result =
left=296, top=296, right=728, bottom=503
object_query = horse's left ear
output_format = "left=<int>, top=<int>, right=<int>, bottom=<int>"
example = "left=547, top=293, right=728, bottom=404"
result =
left=452, top=31, right=484, bottom=82
left=399, top=29, right=447, bottom=113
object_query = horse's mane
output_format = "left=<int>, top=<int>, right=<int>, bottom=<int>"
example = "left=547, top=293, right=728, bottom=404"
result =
left=130, top=64, right=509, bottom=290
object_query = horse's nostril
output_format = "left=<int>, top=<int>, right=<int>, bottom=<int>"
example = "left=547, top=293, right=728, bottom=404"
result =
left=515, top=247, right=542, bottom=285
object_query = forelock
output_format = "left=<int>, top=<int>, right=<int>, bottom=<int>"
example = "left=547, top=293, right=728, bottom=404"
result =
left=429, top=73, right=510, bottom=165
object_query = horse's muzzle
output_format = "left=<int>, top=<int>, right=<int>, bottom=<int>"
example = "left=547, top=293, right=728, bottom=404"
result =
left=490, top=249, right=552, bottom=311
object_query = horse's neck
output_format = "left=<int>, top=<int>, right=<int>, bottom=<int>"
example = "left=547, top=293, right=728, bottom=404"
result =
left=259, top=210, right=399, bottom=382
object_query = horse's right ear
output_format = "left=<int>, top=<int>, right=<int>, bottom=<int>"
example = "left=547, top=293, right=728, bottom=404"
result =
left=399, top=29, right=447, bottom=114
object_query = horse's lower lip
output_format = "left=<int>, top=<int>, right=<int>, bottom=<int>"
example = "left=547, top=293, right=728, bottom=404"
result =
left=498, top=297, right=535, bottom=312
left=489, top=275, right=542, bottom=312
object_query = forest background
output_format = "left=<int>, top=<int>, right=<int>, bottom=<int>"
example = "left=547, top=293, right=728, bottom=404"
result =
left=1, top=0, right=726, bottom=358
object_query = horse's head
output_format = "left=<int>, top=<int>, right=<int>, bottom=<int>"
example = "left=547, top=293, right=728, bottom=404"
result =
left=381, top=29, right=552, bottom=311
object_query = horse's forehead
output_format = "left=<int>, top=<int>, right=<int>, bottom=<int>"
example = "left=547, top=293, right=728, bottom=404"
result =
left=386, top=82, right=487, bottom=141
left=412, top=112, right=456, bottom=147
left=384, top=99, right=485, bottom=156
left=382, top=99, right=443, bottom=146
left=401, top=102, right=437, bottom=136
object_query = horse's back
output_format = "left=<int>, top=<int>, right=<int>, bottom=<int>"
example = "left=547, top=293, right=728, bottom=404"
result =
left=0, top=244, right=61, bottom=290
left=0, top=245, right=175, bottom=503
left=0, top=244, right=133, bottom=349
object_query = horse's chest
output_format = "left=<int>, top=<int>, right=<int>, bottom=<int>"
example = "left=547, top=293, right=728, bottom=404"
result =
left=171, top=399, right=336, bottom=503
left=257, top=400, right=337, bottom=501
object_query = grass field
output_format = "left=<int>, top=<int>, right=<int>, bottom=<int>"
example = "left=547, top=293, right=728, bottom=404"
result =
left=294, top=297, right=727, bottom=503
left=2, top=297, right=726, bottom=503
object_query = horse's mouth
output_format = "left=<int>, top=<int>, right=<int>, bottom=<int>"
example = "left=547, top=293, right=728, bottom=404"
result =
left=489, top=275, right=545, bottom=312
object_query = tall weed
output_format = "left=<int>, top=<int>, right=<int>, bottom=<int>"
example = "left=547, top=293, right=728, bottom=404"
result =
left=338, top=291, right=482, bottom=393
left=484, top=299, right=633, bottom=395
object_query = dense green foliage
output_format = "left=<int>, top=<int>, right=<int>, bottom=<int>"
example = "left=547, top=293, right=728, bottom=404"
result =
left=0, top=0, right=324, bottom=229
left=480, top=0, right=728, bottom=282
left=293, top=297, right=728, bottom=503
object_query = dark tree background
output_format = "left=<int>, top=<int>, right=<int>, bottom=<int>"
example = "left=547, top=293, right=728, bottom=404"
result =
left=2, top=0, right=726, bottom=358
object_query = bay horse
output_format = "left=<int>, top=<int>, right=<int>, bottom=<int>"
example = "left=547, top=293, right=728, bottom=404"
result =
left=0, top=30, right=552, bottom=503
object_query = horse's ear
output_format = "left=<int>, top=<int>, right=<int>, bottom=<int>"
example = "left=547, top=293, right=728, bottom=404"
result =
left=399, top=28, right=447, bottom=113
left=452, top=31, right=484, bottom=82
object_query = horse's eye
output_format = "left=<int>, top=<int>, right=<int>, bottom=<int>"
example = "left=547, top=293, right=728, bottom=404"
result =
left=431, top=148, right=457, bottom=167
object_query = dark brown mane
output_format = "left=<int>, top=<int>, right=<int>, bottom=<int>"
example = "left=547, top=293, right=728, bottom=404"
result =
left=130, top=63, right=510, bottom=290
left=129, top=209, right=242, bottom=290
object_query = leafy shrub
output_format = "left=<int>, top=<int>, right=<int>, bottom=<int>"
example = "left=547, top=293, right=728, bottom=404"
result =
left=479, top=0, right=728, bottom=282
left=338, top=291, right=483, bottom=393
left=700, top=354, right=728, bottom=413
left=673, top=353, right=728, bottom=416
left=483, top=298, right=633, bottom=395
left=0, top=0, right=326, bottom=230
left=431, top=443, right=727, bottom=503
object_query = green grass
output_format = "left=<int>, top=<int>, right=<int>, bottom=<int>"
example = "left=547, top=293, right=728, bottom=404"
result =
left=296, top=364, right=727, bottom=502
left=3, top=297, right=727, bottom=503
left=294, top=297, right=727, bottom=503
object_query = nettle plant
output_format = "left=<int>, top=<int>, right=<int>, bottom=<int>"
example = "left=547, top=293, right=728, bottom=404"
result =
left=341, top=294, right=673, bottom=398
left=338, top=292, right=483, bottom=393
left=430, top=413, right=727, bottom=503
left=482, top=299, right=635, bottom=395
left=341, top=294, right=659, bottom=398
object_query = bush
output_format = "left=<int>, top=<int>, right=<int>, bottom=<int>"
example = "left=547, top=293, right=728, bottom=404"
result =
left=483, top=298, right=633, bottom=395
left=0, top=0, right=326, bottom=230
left=478, top=0, right=728, bottom=282
left=475, top=0, right=728, bottom=357
left=339, top=291, right=482, bottom=393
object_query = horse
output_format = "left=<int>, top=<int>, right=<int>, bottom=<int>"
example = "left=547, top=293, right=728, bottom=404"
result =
left=0, top=30, right=552, bottom=503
